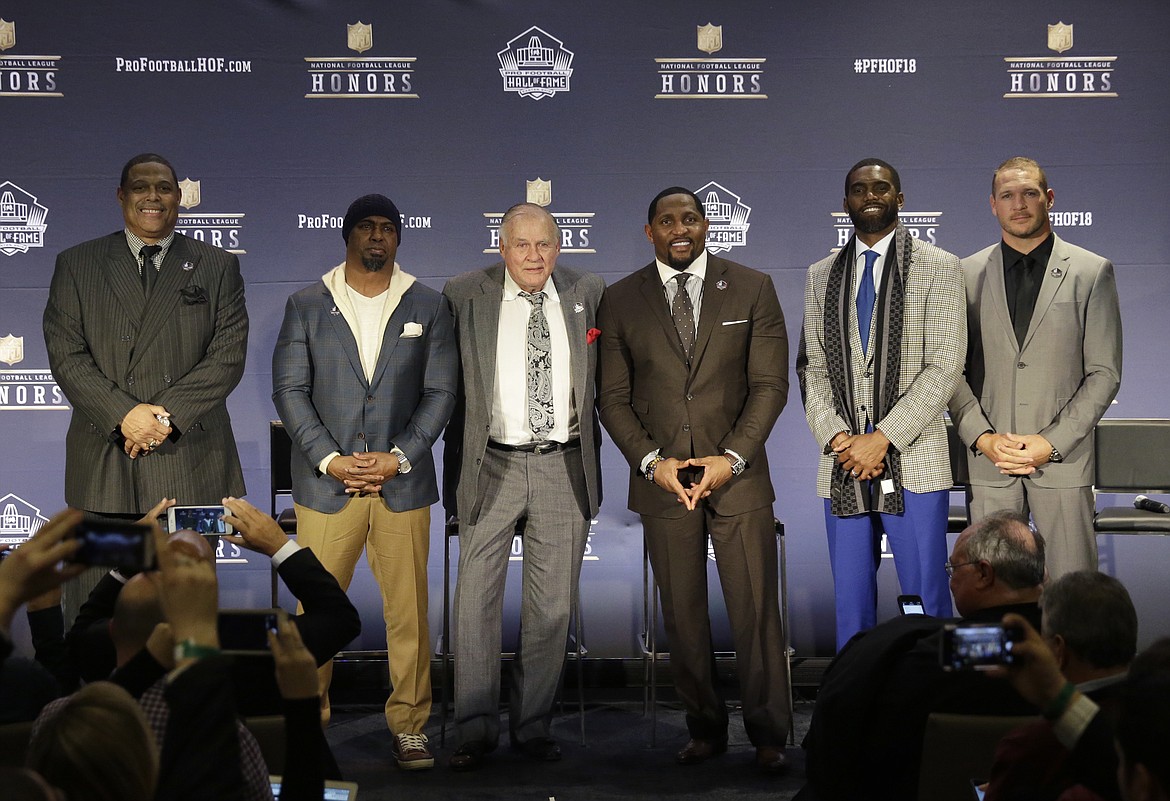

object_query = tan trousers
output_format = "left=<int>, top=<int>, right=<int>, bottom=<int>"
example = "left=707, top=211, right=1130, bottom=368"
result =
left=294, top=496, right=431, bottom=734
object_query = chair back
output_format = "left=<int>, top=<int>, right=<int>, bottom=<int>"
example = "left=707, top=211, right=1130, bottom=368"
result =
left=917, top=713, right=1035, bottom=801
left=1094, top=418, right=1170, bottom=493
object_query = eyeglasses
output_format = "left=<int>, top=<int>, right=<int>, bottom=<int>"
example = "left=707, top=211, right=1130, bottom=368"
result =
left=944, top=559, right=980, bottom=578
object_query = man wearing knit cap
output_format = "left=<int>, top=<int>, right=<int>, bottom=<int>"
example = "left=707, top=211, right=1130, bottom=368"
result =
left=273, top=193, right=458, bottom=770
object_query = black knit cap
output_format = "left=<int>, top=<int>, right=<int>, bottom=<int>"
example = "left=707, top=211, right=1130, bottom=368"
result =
left=341, top=194, right=402, bottom=243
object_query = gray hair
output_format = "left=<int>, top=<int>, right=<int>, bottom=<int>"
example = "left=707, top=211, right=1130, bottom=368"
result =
left=962, top=510, right=1046, bottom=589
left=1042, top=570, right=1137, bottom=668
left=499, top=202, right=559, bottom=246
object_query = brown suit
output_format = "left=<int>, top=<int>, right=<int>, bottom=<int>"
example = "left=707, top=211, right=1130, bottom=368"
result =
left=597, top=254, right=790, bottom=745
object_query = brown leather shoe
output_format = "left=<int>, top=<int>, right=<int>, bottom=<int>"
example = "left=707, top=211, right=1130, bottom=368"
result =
left=676, top=738, right=728, bottom=765
left=755, top=746, right=789, bottom=775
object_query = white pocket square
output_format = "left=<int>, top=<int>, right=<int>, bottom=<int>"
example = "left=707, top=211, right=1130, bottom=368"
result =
left=721, top=319, right=749, bottom=326
left=401, top=322, right=424, bottom=338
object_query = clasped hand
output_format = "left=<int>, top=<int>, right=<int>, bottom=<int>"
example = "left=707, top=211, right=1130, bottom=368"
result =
left=326, top=451, right=399, bottom=494
left=833, top=430, right=889, bottom=481
left=652, top=454, right=736, bottom=511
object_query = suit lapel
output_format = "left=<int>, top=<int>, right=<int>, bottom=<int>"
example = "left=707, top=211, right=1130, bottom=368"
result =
left=471, top=267, right=503, bottom=420
left=369, top=289, right=414, bottom=390
left=324, top=284, right=368, bottom=389
left=690, top=256, right=727, bottom=373
left=104, top=234, right=148, bottom=326
left=637, top=263, right=688, bottom=365
left=129, top=235, right=198, bottom=371
left=983, top=246, right=1016, bottom=351
left=554, top=270, right=587, bottom=402
left=1022, top=235, right=1070, bottom=350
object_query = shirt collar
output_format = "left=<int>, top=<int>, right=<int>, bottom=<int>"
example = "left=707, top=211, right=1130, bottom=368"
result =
left=502, top=269, right=560, bottom=303
left=1001, top=232, right=1055, bottom=268
left=655, top=248, right=708, bottom=286
left=125, top=228, right=175, bottom=261
left=854, top=228, right=896, bottom=263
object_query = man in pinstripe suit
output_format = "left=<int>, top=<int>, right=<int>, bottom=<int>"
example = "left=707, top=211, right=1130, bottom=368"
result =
left=797, top=159, right=965, bottom=651
left=273, top=194, right=457, bottom=771
left=44, top=153, right=248, bottom=517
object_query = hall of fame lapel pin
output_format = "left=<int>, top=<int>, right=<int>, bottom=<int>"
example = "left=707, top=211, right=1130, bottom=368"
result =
left=716, top=280, right=728, bottom=290
left=181, top=261, right=194, bottom=271
left=574, top=302, right=584, bottom=313
left=1051, top=267, right=1063, bottom=277
left=330, top=306, right=341, bottom=316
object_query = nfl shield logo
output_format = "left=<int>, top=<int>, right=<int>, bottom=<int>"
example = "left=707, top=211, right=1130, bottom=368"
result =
left=697, top=23, right=722, bottom=55
left=526, top=178, right=552, bottom=207
left=0, top=19, right=14, bottom=52
left=0, top=334, right=24, bottom=366
left=347, top=22, right=373, bottom=54
left=179, top=178, right=201, bottom=210
left=1047, top=22, right=1073, bottom=54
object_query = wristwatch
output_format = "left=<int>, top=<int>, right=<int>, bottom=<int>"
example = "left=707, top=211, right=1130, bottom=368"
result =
left=723, top=452, right=746, bottom=476
left=391, top=446, right=412, bottom=474
left=1049, top=446, right=1064, bottom=463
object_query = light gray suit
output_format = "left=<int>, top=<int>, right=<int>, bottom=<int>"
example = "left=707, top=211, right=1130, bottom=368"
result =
left=44, top=231, right=247, bottom=513
left=442, top=263, right=603, bottom=748
left=950, top=234, right=1122, bottom=576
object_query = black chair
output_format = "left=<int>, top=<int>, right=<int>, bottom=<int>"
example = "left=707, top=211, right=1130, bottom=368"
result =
left=917, top=713, right=1035, bottom=801
left=641, top=518, right=793, bottom=747
left=1093, top=418, right=1170, bottom=536
left=269, top=421, right=298, bottom=605
left=438, top=517, right=587, bottom=747
left=945, top=418, right=971, bottom=533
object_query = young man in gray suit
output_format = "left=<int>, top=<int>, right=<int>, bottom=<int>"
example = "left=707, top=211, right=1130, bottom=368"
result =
left=950, top=157, right=1122, bottom=578
left=442, top=203, right=603, bottom=771
left=44, top=152, right=248, bottom=518
left=272, top=194, right=457, bottom=770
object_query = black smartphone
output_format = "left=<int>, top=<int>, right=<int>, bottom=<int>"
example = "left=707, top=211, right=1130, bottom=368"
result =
left=167, top=505, right=233, bottom=536
left=898, top=594, right=926, bottom=615
left=940, top=622, right=1018, bottom=671
left=217, top=608, right=287, bottom=655
left=68, top=520, right=156, bottom=570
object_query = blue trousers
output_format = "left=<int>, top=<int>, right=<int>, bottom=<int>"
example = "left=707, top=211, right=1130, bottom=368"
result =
left=824, top=489, right=951, bottom=651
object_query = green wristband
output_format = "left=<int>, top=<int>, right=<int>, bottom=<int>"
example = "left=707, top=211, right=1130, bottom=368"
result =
left=1042, top=681, right=1076, bottom=720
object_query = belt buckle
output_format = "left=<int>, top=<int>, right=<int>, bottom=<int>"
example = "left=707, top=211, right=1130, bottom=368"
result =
left=532, top=442, right=556, bottom=455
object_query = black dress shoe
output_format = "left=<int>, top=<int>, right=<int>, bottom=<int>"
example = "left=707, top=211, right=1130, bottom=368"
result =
left=755, top=746, right=789, bottom=775
left=511, top=736, right=562, bottom=762
left=676, top=738, right=728, bottom=765
left=449, top=741, right=492, bottom=772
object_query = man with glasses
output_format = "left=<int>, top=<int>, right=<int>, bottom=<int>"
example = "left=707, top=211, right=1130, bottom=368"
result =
left=802, top=510, right=1046, bottom=801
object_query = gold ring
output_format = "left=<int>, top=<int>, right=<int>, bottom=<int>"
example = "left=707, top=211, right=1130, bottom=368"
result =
left=148, top=439, right=159, bottom=448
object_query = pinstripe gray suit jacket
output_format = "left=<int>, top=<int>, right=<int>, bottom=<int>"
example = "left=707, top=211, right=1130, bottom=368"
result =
left=44, top=232, right=248, bottom=513
left=272, top=276, right=457, bottom=515
left=799, top=229, right=966, bottom=498
left=441, top=264, right=604, bottom=525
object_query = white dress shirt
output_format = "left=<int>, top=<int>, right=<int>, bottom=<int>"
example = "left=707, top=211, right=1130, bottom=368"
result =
left=492, top=271, right=577, bottom=445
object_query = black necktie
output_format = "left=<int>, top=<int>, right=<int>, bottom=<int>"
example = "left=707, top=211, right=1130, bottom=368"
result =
left=1012, top=254, right=1037, bottom=347
left=140, top=244, right=162, bottom=297
left=671, top=273, right=695, bottom=363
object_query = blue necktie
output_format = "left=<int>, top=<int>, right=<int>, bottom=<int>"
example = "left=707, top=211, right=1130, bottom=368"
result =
left=857, top=249, right=879, bottom=353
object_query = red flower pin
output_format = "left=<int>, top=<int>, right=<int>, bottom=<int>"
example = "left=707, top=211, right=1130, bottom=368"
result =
left=587, top=328, right=601, bottom=345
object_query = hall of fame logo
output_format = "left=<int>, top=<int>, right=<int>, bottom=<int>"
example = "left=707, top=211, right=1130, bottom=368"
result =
left=0, top=493, right=49, bottom=546
left=305, top=21, right=418, bottom=99
left=655, top=24, right=765, bottom=99
left=173, top=178, right=246, bottom=254
left=1004, top=22, right=1117, bottom=99
left=498, top=26, right=574, bottom=100
left=0, top=333, right=68, bottom=411
left=829, top=211, right=942, bottom=251
left=482, top=178, right=595, bottom=253
left=0, top=181, right=48, bottom=256
left=696, top=182, right=751, bottom=253
left=0, top=18, right=62, bottom=97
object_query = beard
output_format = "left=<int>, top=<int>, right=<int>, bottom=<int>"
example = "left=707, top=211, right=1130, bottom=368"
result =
left=849, top=203, right=900, bottom=235
left=361, top=254, right=387, bottom=272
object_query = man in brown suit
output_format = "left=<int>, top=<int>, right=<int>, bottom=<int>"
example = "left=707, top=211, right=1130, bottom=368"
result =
left=597, top=186, right=790, bottom=773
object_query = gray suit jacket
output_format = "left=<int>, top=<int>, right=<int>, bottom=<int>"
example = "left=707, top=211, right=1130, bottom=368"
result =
left=798, top=231, right=966, bottom=498
left=442, top=264, right=604, bottom=525
left=44, top=232, right=248, bottom=513
left=949, top=235, right=1122, bottom=488
left=272, top=277, right=457, bottom=514
left=598, top=255, right=787, bottom=519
